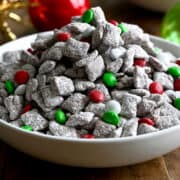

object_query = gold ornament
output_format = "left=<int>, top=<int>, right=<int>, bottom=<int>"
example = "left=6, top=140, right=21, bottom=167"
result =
left=0, top=0, right=37, bottom=42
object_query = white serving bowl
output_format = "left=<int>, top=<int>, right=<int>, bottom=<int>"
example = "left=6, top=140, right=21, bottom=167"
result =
left=130, top=0, right=180, bottom=12
left=0, top=33, right=180, bottom=167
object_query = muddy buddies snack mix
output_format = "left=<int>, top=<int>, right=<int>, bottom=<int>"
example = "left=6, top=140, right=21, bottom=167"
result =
left=1, top=6, right=180, bottom=139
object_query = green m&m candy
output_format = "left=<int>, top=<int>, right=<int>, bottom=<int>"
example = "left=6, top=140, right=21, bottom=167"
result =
left=102, top=111, right=120, bottom=126
left=102, top=72, right=117, bottom=88
left=118, top=23, right=128, bottom=33
left=5, top=80, right=15, bottom=94
left=55, top=109, right=67, bottom=124
left=21, top=125, right=33, bottom=131
left=82, top=9, right=94, bottom=24
left=174, top=98, right=180, bottom=110
left=167, top=66, right=180, bottom=77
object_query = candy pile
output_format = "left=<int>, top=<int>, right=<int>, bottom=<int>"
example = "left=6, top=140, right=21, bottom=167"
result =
left=1, top=7, right=180, bottom=139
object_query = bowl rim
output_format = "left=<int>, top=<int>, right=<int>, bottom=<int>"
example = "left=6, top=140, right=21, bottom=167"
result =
left=0, top=32, right=180, bottom=144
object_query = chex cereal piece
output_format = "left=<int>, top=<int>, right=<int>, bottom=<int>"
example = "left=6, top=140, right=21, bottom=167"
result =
left=91, top=24, right=105, bottom=49
left=63, top=38, right=90, bottom=59
left=130, top=89, right=150, bottom=97
left=32, top=91, right=52, bottom=112
left=93, top=120, right=116, bottom=138
left=62, top=93, right=88, bottom=113
left=110, top=47, right=126, bottom=60
left=120, top=93, right=141, bottom=118
left=65, top=67, right=86, bottom=78
left=40, top=86, right=64, bottom=108
left=85, top=102, right=105, bottom=116
left=49, top=121, right=78, bottom=138
left=60, top=22, right=95, bottom=34
left=51, top=76, right=74, bottom=96
left=102, top=23, right=123, bottom=47
left=15, top=85, right=26, bottom=96
left=127, top=44, right=149, bottom=59
left=4, top=95, right=23, bottom=120
left=76, top=50, right=98, bottom=67
left=121, top=118, right=138, bottom=137
left=106, top=58, right=123, bottom=73
left=31, top=34, right=55, bottom=50
left=138, top=123, right=158, bottom=135
left=122, top=48, right=135, bottom=72
left=74, top=80, right=95, bottom=92
left=154, top=115, right=180, bottom=130
left=117, top=75, right=134, bottom=89
left=151, top=102, right=180, bottom=118
left=111, top=90, right=127, bottom=101
left=66, top=112, right=94, bottom=128
left=25, top=79, right=38, bottom=101
left=2, top=51, right=22, bottom=66
left=149, top=56, right=168, bottom=72
left=92, top=7, right=106, bottom=25
left=21, top=110, right=48, bottom=131
left=86, top=55, right=105, bottom=81
left=134, top=67, right=152, bottom=89
left=39, top=60, right=56, bottom=74
left=21, top=50, right=41, bottom=66
left=137, top=99, right=157, bottom=117
left=37, top=74, right=46, bottom=87
left=41, top=45, right=63, bottom=61
left=153, top=72, right=173, bottom=90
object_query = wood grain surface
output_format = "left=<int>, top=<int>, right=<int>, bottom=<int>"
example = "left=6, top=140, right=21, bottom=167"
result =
left=0, top=1, right=180, bottom=180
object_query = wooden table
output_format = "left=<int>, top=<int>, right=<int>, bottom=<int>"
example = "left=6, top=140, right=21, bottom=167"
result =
left=0, top=1, right=180, bottom=179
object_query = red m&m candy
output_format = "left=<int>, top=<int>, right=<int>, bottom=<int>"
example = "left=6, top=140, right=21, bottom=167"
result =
left=134, top=58, right=147, bottom=67
left=174, top=78, right=180, bottom=90
left=21, top=104, right=33, bottom=114
left=57, top=32, right=71, bottom=41
left=89, top=89, right=105, bottom=103
left=14, top=70, right=30, bottom=84
left=81, top=134, right=95, bottom=139
left=139, top=118, right=155, bottom=126
left=108, top=19, right=119, bottom=26
left=176, top=60, right=180, bottom=66
left=149, top=82, right=164, bottom=94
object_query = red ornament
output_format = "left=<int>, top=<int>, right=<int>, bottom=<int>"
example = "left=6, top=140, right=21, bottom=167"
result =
left=29, top=0, right=91, bottom=31
left=134, top=58, right=147, bottom=67
left=149, top=82, right=164, bottom=94
left=56, top=32, right=71, bottom=41
left=176, top=60, right=180, bottom=66
left=89, top=89, right=105, bottom=103
left=139, top=118, right=155, bottom=126
left=21, top=104, right=33, bottom=114
left=108, top=19, right=119, bottom=26
left=81, top=134, right=95, bottom=139
left=14, top=70, right=30, bottom=84
left=174, top=78, right=180, bottom=90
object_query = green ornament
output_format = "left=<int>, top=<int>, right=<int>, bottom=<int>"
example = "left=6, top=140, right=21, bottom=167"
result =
left=174, top=98, right=180, bottom=110
left=102, top=72, right=117, bottom=88
left=21, top=125, right=33, bottom=131
left=5, top=80, right=15, bottom=94
left=102, top=111, right=120, bottom=126
left=161, top=3, right=180, bottom=44
left=167, top=66, right=180, bottom=77
left=82, top=9, right=94, bottom=24
left=55, top=109, right=67, bottom=124
left=118, top=23, right=128, bottom=33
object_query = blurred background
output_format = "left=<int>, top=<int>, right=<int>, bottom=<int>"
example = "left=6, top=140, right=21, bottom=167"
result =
left=0, top=0, right=180, bottom=44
